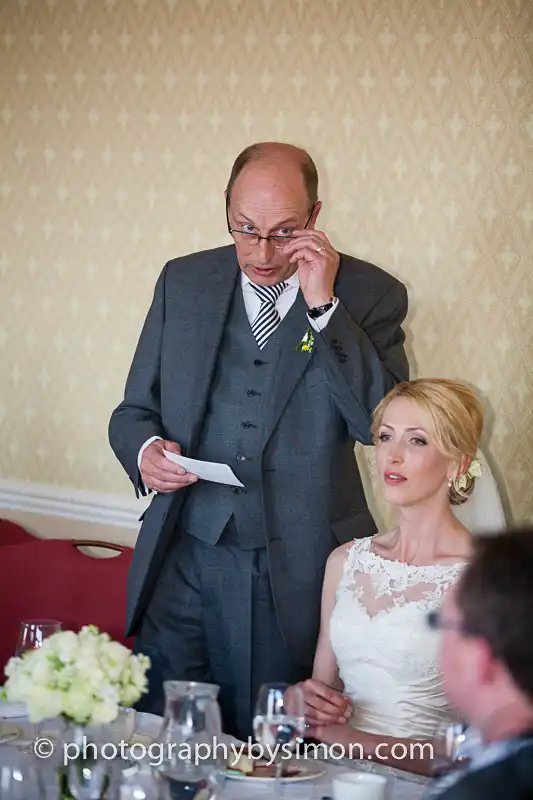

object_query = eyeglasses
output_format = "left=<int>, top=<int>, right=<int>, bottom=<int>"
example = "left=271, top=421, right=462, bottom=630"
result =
left=226, top=198, right=315, bottom=250
left=426, top=610, right=468, bottom=634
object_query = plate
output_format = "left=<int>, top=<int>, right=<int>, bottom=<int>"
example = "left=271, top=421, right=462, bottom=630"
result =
left=222, top=760, right=326, bottom=783
left=0, top=701, right=26, bottom=719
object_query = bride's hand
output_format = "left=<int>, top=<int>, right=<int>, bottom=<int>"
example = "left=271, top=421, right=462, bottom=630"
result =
left=297, top=679, right=352, bottom=726
left=305, top=721, right=355, bottom=748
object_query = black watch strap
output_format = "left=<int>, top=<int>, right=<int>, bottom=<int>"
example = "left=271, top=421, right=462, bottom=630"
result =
left=308, top=298, right=336, bottom=319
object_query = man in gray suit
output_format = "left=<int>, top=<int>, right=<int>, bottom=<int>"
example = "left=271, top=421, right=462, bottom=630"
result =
left=109, top=142, right=409, bottom=740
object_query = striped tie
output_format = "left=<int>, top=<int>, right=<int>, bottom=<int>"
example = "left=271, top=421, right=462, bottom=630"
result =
left=250, top=281, right=288, bottom=349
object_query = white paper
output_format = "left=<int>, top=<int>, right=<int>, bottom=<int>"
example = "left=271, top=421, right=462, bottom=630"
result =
left=163, top=450, right=245, bottom=488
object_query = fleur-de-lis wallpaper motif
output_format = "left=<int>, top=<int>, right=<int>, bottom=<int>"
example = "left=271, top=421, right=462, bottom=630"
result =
left=0, top=0, right=531, bottom=522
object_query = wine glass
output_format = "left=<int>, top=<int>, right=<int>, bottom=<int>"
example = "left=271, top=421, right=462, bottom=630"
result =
left=15, top=619, right=62, bottom=656
left=253, top=683, right=305, bottom=794
left=14, top=620, right=62, bottom=747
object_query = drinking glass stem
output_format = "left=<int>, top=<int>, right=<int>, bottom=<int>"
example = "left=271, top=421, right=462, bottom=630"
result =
left=274, top=756, right=284, bottom=798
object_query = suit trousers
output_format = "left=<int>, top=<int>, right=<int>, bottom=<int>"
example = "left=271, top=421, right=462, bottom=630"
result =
left=133, top=529, right=312, bottom=741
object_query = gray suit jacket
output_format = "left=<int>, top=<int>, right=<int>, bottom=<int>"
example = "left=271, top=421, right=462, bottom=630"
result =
left=109, top=245, right=409, bottom=665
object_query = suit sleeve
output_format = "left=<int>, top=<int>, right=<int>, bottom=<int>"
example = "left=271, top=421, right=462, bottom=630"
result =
left=108, top=265, right=168, bottom=496
left=315, top=280, right=409, bottom=444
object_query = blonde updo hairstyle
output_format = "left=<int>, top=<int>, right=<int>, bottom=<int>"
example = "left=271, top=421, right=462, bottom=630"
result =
left=371, top=379, right=484, bottom=506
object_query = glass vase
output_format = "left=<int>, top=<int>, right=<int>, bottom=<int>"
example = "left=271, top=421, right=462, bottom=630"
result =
left=60, top=721, right=112, bottom=800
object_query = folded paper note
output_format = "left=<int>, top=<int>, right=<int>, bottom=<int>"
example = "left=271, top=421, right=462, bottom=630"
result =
left=164, top=450, right=245, bottom=488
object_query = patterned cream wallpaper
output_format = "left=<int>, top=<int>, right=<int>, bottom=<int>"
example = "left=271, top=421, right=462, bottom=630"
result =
left=0, top=0, right=532, bottom=522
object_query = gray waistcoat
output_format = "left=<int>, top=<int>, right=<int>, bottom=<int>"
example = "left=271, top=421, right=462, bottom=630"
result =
left=180, top=282, right=298, bottom=548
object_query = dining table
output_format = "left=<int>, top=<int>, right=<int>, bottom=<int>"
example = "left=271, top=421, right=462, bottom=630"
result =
left=218, top=757, right=429, bottom=799
left=0, top=704, right=430, bottom=799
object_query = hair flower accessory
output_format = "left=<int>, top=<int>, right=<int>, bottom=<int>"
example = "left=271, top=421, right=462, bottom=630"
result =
left=456, top=456, right=482, bottom=491
left=297, top=327, right=315, bottom=354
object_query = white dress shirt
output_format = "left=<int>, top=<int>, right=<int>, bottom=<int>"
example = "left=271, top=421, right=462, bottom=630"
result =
left=240, top=269, right=338, bottom=331
left=137, top=270, right=338, bottom=474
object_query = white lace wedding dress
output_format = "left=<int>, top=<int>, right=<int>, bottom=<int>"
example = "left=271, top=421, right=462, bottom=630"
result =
left=329, top=537, right=464, bottom=740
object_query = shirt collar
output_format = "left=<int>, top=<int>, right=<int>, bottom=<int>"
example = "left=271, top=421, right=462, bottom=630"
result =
left=241, top=270, right=300, bottom=290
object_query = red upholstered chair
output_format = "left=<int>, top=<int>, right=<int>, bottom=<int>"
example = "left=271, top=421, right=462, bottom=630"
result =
left=0, top=519, right=37, bottom=546
left=0, top=538, right=133, bottom=678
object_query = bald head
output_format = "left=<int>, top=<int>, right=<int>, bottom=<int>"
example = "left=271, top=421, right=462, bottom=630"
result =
left=226, top=142, right=319, bottom=209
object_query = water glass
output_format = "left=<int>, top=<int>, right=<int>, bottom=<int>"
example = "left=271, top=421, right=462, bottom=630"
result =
left=253, top=682, right=305, bottom=786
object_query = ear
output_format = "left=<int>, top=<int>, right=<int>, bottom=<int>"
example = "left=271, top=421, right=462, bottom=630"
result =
left=309, top=200, right=322, bottom=229
left=472, top=637, right=499, bottom=689
left=448, top=455, right=471, bottom=483
left=457, top=455, right=472, bottom=479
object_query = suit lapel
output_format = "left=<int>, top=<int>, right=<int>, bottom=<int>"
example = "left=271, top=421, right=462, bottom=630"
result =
left=186, top=251, right=240, bottom=455
left=261, top=289, right=314, bottom=448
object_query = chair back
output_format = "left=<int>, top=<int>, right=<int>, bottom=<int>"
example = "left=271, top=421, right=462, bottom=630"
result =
left=0, top=519, right=37, bottom=546
left=0, top=538, right=133, bottom=678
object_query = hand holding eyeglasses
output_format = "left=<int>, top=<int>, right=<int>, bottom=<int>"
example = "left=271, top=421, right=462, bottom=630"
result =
left=282, top=230, right=340, bottom=310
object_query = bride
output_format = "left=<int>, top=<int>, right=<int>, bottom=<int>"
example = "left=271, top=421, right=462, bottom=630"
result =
left=294, top=378, right=484, bottom=774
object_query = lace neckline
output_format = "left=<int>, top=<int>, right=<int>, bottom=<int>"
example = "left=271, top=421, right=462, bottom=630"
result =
left=339, top=537, right=466, bottom=616
left=361, top=537, right=465, bottom=577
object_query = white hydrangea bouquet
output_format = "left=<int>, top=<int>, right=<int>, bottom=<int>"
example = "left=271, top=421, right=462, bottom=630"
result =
left=2, top=625, right=150, bottom=725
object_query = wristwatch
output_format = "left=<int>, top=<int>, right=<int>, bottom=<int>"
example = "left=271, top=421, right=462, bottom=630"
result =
left=307, top=297, right=336, bottom=319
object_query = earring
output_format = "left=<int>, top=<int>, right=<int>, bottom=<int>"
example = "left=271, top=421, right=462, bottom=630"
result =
left=448, top=478, right=453, bottom=488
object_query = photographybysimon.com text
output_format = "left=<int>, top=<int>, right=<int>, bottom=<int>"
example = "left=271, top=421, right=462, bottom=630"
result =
left=32, top=735, right=434, bottom=768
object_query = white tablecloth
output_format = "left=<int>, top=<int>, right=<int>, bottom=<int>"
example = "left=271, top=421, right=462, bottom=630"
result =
left=0, top=707, right=429, bottom=799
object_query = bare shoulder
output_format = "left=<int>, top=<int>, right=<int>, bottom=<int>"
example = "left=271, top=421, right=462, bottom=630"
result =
left=327, top=541, right=352, bottom=568
left=325, top=541, right=354, bottom=584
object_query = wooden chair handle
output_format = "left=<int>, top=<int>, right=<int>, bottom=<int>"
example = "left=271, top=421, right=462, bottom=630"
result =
left=73, top=539, right=124, bottom=553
